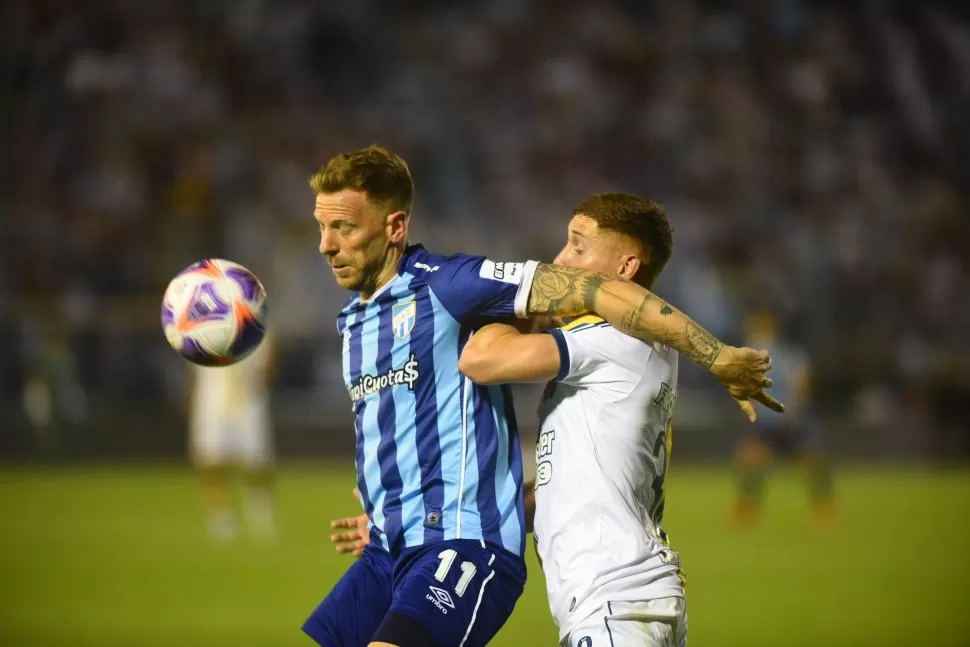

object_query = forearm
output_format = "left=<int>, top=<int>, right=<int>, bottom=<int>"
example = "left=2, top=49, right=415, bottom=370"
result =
left=592, top=277, right=723, bottom=368
left=527, top=263, right=723, bottom=369
left=459, top=323, right=560, bottom=384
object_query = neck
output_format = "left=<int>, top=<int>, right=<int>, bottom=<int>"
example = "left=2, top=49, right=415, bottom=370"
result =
left=359, top=245, right=405, bottom=301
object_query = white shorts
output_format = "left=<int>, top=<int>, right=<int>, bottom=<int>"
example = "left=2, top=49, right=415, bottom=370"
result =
left=562, top=598, right=687, bottom=647
left=190, top=404, right=273, bottom=468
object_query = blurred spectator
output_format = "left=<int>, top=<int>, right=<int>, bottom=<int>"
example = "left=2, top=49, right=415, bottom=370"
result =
left=3, top=0, right=968, bottom=457
left=19, top=319, right=88, bottom=455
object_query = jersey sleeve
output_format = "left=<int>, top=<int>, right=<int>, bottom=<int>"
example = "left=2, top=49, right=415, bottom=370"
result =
left=427, top=255, right=539, bottom=322
left=545, top=318, right=648, bottom=390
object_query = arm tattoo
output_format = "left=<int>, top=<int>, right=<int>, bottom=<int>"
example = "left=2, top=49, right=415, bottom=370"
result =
left=528, top=263, right=724, bottom=368
left=616, top=295, right=724, bottom=369
left=620, top=294, right=652, bottom=335
left=684, top=321, right=723, bottom=369
left=527, top=263, right=606, bottom=315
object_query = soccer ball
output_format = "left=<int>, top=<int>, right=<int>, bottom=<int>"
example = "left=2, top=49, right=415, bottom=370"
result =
left=161, top=259, right=267, bottom=366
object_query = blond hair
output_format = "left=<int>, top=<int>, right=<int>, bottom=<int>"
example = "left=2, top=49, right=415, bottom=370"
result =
left=309, top=144, right=414, bottom=214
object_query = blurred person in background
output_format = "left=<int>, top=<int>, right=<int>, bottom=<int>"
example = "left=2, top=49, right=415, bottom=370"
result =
left=188, top=332, right=277, bottom=543
left=20, top=320, right=88, bottom=457
left=731, top=310, right=835, bottom=529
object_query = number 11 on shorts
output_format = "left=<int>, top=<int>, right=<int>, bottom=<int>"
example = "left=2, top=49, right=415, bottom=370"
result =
left=434, top=549, right=478, bottom=597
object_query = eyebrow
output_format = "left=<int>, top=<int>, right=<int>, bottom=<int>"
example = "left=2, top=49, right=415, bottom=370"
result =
left=569, top=229, right=587, bottom=240
left=317, top=217, right=352, bottom=228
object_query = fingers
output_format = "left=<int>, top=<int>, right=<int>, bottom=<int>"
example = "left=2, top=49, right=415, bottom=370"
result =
left=336, top=541, right=366, bottom=555
left=337, top=540, right=368, bottom=556
left=737, top=399, right=758, bottom=423
left=330, top=530, right=364, bottom=543
left=331, top=517, right=360, bottom=529
left=754, top=391, right=785, bottom=413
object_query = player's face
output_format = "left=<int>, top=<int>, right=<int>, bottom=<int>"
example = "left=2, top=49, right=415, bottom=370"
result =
left=314, top=190, right=394, bottom=294
left=553, top=215, right=640, bottom=279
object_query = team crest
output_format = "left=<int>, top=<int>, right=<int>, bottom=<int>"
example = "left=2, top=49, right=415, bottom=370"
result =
left=392, top=300, right=417, bottom=339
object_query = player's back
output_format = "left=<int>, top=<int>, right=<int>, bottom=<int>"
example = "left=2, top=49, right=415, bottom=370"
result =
left=533, top=316, right=683, bottom=638
left=337, top=244, right=536, bottom=558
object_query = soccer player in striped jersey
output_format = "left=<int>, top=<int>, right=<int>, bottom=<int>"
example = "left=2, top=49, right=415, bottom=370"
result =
left=302, top=146, right=778, bottom=647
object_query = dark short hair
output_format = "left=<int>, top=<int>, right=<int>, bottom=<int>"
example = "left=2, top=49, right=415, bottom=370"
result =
left=309, top=144, right=413, bottom=214
left=573, top=192, right=673, bottom=286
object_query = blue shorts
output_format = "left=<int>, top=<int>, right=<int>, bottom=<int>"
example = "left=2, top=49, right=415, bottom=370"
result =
left=303, top=539, right=526, bottom=647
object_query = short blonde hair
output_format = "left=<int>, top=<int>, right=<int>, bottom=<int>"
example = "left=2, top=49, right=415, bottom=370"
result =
left=309, top=144, right=414, bottom=214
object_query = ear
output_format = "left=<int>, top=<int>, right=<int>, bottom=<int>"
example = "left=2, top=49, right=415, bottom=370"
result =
left=385, top=210, right=409, bottom=244
left=617, top=254, right=642, bottom=281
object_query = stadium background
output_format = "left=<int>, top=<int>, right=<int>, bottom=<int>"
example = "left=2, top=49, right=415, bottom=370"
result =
left=2, top=1, right=968, bottom=645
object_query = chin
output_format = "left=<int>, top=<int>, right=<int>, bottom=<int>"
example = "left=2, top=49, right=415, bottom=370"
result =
left=333, top=275, right=360, bottom=291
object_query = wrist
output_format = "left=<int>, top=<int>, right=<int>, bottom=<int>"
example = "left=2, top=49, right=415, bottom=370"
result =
left=709, top=344, right=730, bottom=375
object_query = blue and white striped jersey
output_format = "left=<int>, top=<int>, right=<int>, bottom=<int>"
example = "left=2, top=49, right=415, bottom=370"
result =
left=337, top=244, right=538, bottom=557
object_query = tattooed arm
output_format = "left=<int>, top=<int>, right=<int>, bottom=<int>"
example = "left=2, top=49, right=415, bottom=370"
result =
left=526, top=263, right=783, bottom=419
left=527, top=263, right=722, bottom=367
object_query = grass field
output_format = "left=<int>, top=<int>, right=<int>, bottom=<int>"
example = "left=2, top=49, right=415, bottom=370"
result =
left=1, top=463, right=968, bottom=647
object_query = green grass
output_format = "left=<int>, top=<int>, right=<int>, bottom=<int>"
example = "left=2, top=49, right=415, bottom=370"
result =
left=1, top=463, right=968, bottom=646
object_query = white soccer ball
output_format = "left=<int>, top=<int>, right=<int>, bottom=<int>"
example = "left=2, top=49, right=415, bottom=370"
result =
left=161, top=259, right=267, bottom=366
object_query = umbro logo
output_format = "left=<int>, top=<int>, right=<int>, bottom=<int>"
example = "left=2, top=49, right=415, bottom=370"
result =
left=429, top=586, right=454, bottom=608
left=426, top=586, right=455, bottom=614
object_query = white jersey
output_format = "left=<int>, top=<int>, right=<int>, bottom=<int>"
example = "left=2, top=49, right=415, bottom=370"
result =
left=189, top=337, right=273, bottom=467
left=533, top=315, right=684, bottom=639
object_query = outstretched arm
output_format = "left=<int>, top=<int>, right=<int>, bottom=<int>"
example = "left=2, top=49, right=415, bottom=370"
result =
left=526, top=263, right=782, bottom=419
left=527, top=264, right=721, bottom=367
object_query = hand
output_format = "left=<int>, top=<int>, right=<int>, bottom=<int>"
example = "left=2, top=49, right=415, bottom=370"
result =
left=329, top=488, right=369, bottom=557
left=711, top=346, right=785, bottom=422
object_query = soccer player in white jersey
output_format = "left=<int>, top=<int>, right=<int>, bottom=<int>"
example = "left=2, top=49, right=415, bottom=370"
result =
left=457, top=193, right=690, bottom=645
left=188, top=332, right=276, bottom=542
left=330, top=192, right=783, bottom=645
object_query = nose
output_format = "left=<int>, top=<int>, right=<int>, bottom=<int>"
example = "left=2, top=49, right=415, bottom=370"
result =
left=319, top=227, right=338, bottom=256
left=552, top=247, right=568, bottom=266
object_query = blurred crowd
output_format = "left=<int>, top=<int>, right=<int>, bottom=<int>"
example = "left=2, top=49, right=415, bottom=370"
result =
left=3, top=0, right=969, bottom=456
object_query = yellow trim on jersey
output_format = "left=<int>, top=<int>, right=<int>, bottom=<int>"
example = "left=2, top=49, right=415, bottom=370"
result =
left=559, top=314, right=606, bottom=331
left=666, top=421, right=674, bottom=464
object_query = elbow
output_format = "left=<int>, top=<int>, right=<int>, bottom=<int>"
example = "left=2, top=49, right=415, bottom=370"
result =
left=458, top=347, right=502, bottom=385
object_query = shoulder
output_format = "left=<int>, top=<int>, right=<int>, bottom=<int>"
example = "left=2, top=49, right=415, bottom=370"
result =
left=399, top=244, right=478, bottom=274
left=559, top=316, right=656, bottom=362
left=559, top=314, right=609, bottom=332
